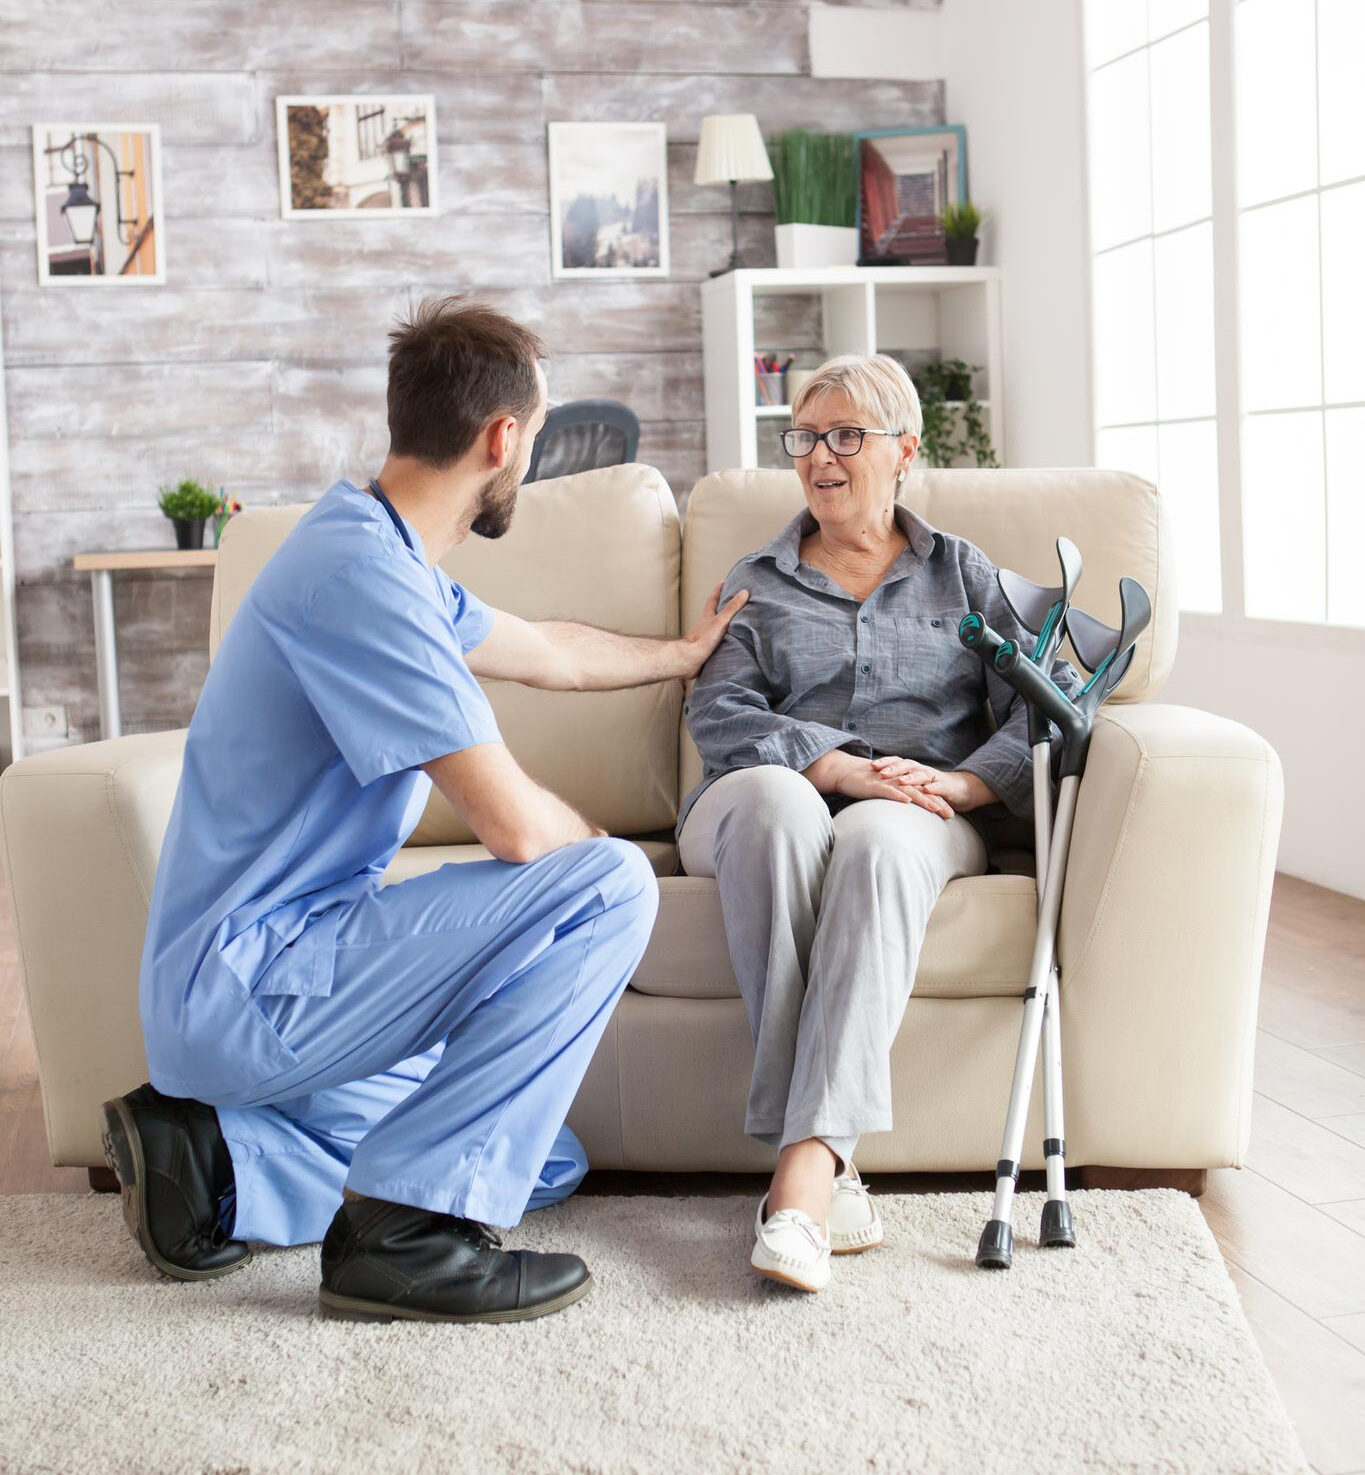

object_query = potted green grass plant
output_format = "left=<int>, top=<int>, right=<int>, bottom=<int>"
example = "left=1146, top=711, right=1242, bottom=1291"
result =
left=157, top=478, right=221, bottom=550
left=941, top=201, right=982, bottom=266
left=770, top=128, right=858, bottom=269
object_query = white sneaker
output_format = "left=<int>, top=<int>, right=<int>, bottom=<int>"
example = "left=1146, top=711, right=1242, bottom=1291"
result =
left=828, top=1163, right=884, bottom=1255
left=750, top=1193, right=831, bottom=1292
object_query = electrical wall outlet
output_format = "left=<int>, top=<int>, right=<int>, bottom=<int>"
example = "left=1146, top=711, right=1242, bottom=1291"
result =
left=21, top=705, right=68, bottom=740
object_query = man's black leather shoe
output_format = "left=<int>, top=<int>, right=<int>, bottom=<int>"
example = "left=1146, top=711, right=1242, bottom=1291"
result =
left=101, top=1082, right=251, bottom=1281
left=318, top=1195, right=592, bottom=1323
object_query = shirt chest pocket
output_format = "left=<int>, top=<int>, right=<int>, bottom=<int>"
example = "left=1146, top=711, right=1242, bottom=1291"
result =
left=893, top=614, right=978, bottom=693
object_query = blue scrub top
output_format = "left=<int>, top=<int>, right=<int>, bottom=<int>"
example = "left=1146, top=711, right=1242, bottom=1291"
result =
left=140, top=480, right=502, bottom=1096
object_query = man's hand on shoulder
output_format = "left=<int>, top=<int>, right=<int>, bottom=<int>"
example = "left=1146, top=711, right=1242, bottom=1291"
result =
left=677, top=584, right=750, bottom=680
left=465, top=588, right=750, bottom=693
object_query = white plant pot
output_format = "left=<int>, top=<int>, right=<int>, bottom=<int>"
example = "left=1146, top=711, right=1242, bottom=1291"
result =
left=774, top=223, right=859, bottom=270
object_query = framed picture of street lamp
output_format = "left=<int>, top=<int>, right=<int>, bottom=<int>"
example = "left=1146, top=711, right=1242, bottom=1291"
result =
left=275, top=95, right=438, bottom=219
left=853, top=125, right=968, bottom=266
left=548, top=121, right=669, bottom=278
left=32, top=123, right=165, bottom=285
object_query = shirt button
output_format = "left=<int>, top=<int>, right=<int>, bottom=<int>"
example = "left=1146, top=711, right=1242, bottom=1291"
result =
left=846, top=720, right=858, bottom=730
left=859, top=615, right=870, bottom=624
left=861, top=664, right=870, bottom=674
left=931, top=619, right=942, bottom=628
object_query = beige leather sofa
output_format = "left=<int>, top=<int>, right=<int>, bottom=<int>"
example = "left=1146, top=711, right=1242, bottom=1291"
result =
left=0, top=464, right=1283, bottom=1184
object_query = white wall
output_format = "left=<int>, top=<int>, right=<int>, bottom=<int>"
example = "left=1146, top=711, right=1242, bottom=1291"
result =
left=1158, top=620, right=1365, bottom=899
left=940, top=0, right=1094, bottom=469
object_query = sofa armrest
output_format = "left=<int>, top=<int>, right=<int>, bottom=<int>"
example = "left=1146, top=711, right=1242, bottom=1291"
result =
left=0, top=730, right=186, bottom=1165
left=1058, top=703, right=1283, bottom=1170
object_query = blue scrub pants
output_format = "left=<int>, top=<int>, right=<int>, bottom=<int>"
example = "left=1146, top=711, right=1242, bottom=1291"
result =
left=212, top=837, right=657, bottom=1247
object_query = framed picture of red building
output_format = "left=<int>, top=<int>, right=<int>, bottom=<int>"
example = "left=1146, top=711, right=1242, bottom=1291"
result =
left=32, top=124, right=165, bottom=285
left=854, top=125, right=968, bottom=267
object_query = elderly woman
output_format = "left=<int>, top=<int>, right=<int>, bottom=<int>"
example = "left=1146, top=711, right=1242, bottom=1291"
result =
left=677, top=353, right=1080, bottom=1292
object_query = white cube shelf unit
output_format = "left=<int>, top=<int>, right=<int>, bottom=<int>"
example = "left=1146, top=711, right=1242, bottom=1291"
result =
left=701, top=266, right=1004, bottom=473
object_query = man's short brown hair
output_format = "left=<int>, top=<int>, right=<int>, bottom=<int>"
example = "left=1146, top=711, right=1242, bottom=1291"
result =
left=386, top=296, right=547, bottom=468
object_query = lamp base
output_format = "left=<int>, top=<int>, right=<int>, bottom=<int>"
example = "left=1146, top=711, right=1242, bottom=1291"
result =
left=709, top=180, right=747, bottom=276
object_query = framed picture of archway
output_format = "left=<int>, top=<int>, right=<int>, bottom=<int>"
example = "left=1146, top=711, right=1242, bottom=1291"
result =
left=276, top=95, right=439, bottom=219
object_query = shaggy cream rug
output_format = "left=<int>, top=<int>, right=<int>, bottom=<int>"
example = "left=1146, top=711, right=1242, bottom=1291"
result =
left=0, top=1189, right=1306, bottom=1475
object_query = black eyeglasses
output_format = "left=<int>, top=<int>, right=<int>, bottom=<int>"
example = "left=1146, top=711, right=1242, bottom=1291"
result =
left=780, top=427, right=906, bottom=458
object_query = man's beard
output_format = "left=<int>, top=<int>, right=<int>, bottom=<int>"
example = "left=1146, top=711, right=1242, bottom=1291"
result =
left=469, top=461, right=521, bottom=539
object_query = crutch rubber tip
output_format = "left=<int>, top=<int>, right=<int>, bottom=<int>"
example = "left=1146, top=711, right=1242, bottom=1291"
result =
left=1040, top=1200, right=1076, bottom=1249
left=976, top=1219, right=1013, bottom=1270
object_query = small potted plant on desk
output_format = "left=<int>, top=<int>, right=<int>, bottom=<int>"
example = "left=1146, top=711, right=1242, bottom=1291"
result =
left=157, top=478, right=221, bottom=550
left=940, top=201, right=982, bottom=266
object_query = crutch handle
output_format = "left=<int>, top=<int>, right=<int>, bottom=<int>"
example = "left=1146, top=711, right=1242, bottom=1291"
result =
left=992, top=643, right=1088, bottom=747
left=958, top=611, right=1009, bottom=660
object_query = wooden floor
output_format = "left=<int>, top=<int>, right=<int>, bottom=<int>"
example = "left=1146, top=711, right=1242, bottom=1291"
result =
left=2, top=870, right=1363, bottom=1474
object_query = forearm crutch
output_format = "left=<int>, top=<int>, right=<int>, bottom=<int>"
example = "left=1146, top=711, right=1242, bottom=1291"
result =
left=990, top=539, right=1083, bottom=1253
left=960, top=537, right=1081, bottom=1262
left=960, top=572, right=1151, bottom=1270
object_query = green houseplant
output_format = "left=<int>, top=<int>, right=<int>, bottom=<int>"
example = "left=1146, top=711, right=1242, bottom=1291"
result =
left=914, top=359, right=998, bottom=468
left=769, top=128, right=858, bottom=268
left=157, top=478, right=220, bottom=550
left=940, top=201, right=982, bottom=266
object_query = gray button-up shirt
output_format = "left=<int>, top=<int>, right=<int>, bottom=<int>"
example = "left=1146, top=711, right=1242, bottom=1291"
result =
left=677, top=502, right=1082, bottom=836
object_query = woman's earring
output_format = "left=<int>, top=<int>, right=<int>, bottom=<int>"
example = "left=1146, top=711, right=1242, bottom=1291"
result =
left=895, top=466, right=907, bottom=487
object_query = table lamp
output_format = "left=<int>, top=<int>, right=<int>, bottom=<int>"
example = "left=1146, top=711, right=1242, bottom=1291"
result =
left=694, top=114, right=774, bottom=276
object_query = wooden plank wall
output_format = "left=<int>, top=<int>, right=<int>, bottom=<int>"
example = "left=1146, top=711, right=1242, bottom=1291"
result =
left=0, top=0, right=942, bottom=746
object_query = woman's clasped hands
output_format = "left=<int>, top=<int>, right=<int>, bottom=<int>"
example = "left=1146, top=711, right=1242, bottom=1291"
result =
left=836, top=755, right=998, bottom=819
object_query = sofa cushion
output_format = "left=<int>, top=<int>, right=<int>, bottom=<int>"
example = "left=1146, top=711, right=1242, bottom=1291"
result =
left=383, top=846, right=1033, bottom=1000
left=632, top=873, right=1039, bottom=1001
left=212, top=464, right=684, bottom=844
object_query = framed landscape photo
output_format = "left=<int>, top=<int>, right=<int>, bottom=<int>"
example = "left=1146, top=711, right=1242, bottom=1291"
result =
left=32, top=123, right=165, bottom=285
left=276, top=95, right=438, bottom=218
left=854, top=125, right=968, bottom=266
left=548, top=121, right=669, bottom=279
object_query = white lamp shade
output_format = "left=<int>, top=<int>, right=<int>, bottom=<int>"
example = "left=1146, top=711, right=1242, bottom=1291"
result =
left=694, top=114, right=774, bottom=186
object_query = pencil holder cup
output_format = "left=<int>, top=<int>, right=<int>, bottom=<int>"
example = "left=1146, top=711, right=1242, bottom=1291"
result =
left=755, top=371, right=787, bottom=406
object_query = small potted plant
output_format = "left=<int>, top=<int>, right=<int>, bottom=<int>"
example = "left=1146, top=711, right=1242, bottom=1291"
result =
left=770, top=128, right=858, bottom=269
left=914, top=358, right=998, bottom=468
left=940, top=201, right=982, bottom=266
left=157, top=478, right=220, bottom=550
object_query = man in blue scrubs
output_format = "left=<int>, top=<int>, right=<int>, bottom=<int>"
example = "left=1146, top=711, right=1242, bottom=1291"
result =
left=100, top=297, right=748, bottom=1324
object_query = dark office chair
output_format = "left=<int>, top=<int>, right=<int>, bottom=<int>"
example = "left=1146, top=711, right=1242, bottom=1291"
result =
left=526, top=399, right=641, bottom=482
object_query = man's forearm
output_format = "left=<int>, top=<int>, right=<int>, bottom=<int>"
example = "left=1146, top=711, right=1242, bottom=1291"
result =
left=511, top=780, right=604, bottom=862
left=538, top=620, right=687, bottom=690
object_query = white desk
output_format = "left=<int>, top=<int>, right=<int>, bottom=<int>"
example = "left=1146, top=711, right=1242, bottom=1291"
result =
left=72, top=549, right=218, bottom=741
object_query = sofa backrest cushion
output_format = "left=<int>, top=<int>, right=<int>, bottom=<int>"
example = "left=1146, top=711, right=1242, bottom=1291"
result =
left=678, top=467, right=1176, bottom=800
left=211, top=464, right=683, bottom=843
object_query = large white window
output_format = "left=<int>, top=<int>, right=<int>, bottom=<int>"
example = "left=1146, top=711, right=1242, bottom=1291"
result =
left=1084, top=0, right=1365, bottom=629
left=1087, top=2, right=1220, bottom=614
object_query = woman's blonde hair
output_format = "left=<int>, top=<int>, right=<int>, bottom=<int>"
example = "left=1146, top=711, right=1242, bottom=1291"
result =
left=790, top=353, right=923, bottom=441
